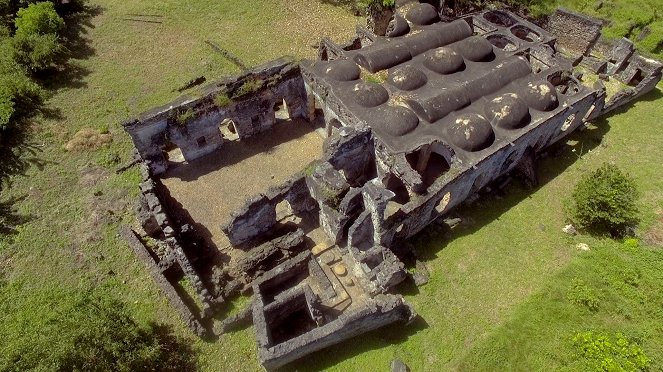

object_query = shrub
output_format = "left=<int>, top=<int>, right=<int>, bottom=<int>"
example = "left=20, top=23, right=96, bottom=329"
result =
left=568, top=163, right=639, bottom=237
left=175, top=108, right=195, bottom=126
left=567, top=278, right=600, bottom=312
left=213, top=92, right=232, bottom=108
left=14, top=2, right=64, bottom=37
left=573, top=331, right=650, bottom=371
left=12, top=32, right=65, bottom=71
left=233, top=78, right=262, bottom=98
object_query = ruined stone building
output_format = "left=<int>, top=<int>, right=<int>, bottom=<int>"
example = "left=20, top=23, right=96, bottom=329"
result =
left=121, top=3, right=661, bottom=370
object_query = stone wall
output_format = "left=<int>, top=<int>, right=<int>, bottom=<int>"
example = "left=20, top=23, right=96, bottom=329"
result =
left=221, top=172, right=317, bottom=246
left=548, top=8, right=602, bottom=57
left=123, top=58, right=308, bottom=174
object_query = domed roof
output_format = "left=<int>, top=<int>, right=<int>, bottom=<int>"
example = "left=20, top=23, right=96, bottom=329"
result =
left=458, top=36, right=495, bottom=62
left=352, top=82, right=389, bottom=107
left=324, top=60, right=361, bottom=81
left=484, top=93, right=530, bottom=129
left=388, top=66, right=428, bottom=91
left=521, top=80, right=558, bottom=111
left=378, top=106, right=420, bottom=136
left=405, top=3, right=439, bottom=25
left=386, top=14, right=410, bottom=37
left=447, top=113, right=495, bottom=151
left=423, top=47, right=465, bottom=75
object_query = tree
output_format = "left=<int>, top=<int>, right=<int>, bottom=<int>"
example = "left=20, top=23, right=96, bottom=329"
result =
left=14, top=1, right=64, bottom=37
left=568, top=163, right=640, bottom=237
left=12, top=1, right=65, bottom=71
left=0, top=37, right=42, bottom=129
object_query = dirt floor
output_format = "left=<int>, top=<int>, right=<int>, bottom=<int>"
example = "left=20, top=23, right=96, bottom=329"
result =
left=160, top=118, right=324, bottom=251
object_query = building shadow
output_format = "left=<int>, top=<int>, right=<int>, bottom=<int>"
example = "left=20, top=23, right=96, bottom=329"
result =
left=163, top=118, right=323, bottom=182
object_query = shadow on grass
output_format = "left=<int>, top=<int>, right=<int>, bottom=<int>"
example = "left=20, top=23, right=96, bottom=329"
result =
left=38, top=1, right=103, bottom=90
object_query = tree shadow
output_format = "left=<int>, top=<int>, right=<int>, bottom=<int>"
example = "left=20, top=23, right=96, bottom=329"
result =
left=0, top=195, right=34, bottom=238
left=37, top=1, right=103, bottom=90
left=146, top=322, right=199, bottom=371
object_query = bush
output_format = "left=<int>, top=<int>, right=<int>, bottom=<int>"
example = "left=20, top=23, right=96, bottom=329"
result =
left=568, top=163, right=639, bottom=237
left=14, top=2, right=64, bottom=37
left=573, top=331, right=650, bottom=371
left=213, top=92, right=232, bottom=108
left=567, top=278, right=600, bottom=312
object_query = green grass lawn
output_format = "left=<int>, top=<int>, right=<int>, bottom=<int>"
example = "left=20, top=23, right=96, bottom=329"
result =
left=1, top=0, right=662, bottom=371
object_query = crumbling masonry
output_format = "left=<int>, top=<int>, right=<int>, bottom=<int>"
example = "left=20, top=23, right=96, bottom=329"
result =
left=122, top=3, right=661, bottom=370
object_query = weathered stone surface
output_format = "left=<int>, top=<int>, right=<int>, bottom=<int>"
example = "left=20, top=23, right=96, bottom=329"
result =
left=391, top=359, right=409, bottom=372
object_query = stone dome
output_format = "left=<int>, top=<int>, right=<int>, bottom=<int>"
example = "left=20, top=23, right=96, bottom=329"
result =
left=484, top=93, right=530, bottom=129
left=521, top=80, right=559, bottom=111
left=405, top=3, right=439, bottom=25
left=324, top=59, right=361, bottom=81
left=388, top=66, right=428, bottom=91
left=352, top=82, right=389, bottom=107
left=447, top=113, right=495, bottom=151
left=423, top=47, right=465, bottom=75
left=380, top=106, right=420, bottom=136
left=458, top=36, right=495, bottom=62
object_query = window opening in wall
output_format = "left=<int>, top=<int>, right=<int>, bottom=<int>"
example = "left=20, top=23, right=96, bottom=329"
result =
left=196, top=136, right=207, bottom=147
left=274, top=99, right=289, bottom=121
left=434, top=192, right=452, bottom=214
left=385, top=174, right=411, bottom=204
left=405, top=144, right=452, bottom=191
left=470, top=172, right=487, bottom=193
left=162, top=140, right=185, bottom=164
left=251, top=115, right=261, bottom=130
left=500, top=150, right=520, bottom=173
left=629, top=68, right=644, bottom=86
left=561, top=113, right=576, bottom=132
left=583, top=104, right=596, bottom=121
left=219, top=118, right=239, bottom=141
left=327, top=118, right=342, bottom=137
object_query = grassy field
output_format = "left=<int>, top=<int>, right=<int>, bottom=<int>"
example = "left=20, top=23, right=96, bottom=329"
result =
left=1, top=0, right=662, bottom=371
